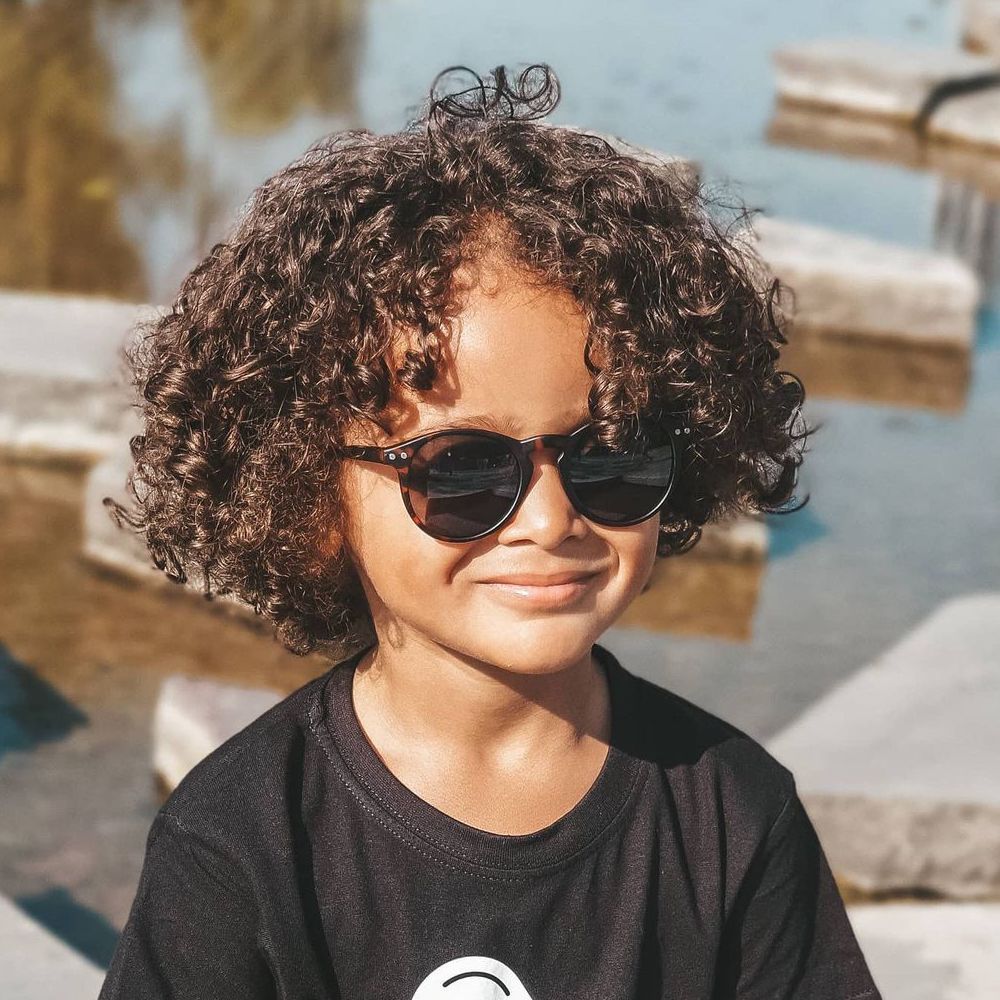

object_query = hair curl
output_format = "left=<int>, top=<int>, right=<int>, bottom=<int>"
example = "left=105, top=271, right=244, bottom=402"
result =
left=105, top=62, right=812, bottom=657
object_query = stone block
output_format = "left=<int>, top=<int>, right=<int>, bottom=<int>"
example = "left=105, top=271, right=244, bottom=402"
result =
left=0, top=290, right=156, bottom=462
left=0, top=892, right=105, bottom=999
left=772, top=37, right=1000, bottom=152
left=848, top=902, right=1000, bottom=1000
left=750, top=215, right=978, bottom=411
left=153, top=674, right=283, bottom=793
left=772, top=38, right=997, bottom=120
left=752, top=216, right=979, bottom=346
left=766, top=593, right=1000, bottom=899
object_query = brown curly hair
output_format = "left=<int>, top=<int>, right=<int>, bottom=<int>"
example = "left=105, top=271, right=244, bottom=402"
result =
left=105, top=63, right=811, bottom=658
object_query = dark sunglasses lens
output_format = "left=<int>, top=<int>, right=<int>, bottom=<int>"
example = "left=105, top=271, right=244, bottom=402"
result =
left=565, top=427, right=676, bottom=523
left=409, top=434, right=520, bottom=539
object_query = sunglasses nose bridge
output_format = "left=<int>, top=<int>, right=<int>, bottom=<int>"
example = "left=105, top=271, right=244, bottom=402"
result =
left=514, top=434, right=573, bottom=482
left=521, top=432, right=573, bottom=457
left=508, top=434, right=578, bottom=514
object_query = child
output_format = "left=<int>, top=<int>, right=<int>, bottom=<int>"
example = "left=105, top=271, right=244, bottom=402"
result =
left=99, top=64, right=882, bottom=999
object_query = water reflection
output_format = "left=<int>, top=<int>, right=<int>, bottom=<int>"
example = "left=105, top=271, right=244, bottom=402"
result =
left=933, top=177, right=1000, bottom=290
left=776, top=325, right=971, bottom=413
left=180, top=0, right=363, bottom=133
left=0, top=0, right=143, bottom=297
left=0, top=0, right=363, bottom=303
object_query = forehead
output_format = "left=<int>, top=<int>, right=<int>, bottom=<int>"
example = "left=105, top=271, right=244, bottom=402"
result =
left=383, top=254, right=597, bottom=440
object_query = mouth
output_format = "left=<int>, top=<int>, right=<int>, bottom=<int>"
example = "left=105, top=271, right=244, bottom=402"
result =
left=478, top=572, right=600, bottom=608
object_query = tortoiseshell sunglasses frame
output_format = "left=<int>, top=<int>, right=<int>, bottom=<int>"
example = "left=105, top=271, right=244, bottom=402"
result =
left=339, top=420, right=691, bottom=542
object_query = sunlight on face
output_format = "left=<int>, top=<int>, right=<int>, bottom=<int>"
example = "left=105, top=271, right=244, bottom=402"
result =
left=337, top=250, right=660, bottom=675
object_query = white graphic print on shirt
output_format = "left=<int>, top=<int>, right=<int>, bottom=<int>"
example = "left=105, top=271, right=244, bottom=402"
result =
left=411, top=956, right=534, bottom=998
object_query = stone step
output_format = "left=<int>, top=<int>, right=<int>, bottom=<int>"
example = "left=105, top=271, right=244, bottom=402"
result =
left=848, top=901, right=1000, bottom=1000
left=766, top=593, right=1000, bottom=899
left=750, top=215, right=979, bottom=411
left=153, top=674, right=283, bottom=794
left=773, top=37, right=1000, bottom=152
left=0, top=290, right=153, bottom=462
left=773, top=37, right=998, bottom=119
left=0, top=892, right=105, bottom=999
left=752, top=215, right=980, bottom=346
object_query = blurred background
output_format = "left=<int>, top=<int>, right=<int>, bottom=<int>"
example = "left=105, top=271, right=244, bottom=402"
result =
left=1, top=0, right=998, bottom=996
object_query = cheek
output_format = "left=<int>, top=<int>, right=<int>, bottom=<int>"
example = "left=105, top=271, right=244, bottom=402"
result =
left=611, top=518, right=660, bottom=569
left=601, top=519, right=660, bottom=597
left=340, top=467, right=407, bottom=563
left=339, top=467, right=461, bottom=595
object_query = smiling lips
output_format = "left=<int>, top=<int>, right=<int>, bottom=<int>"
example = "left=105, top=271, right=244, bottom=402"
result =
left=481, top=570, right=600, bottom=586
left=479, top=569, right=600, bottom=607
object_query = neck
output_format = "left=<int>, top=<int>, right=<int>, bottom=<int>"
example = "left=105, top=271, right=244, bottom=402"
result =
left=350, top=635, right=610, bottom=768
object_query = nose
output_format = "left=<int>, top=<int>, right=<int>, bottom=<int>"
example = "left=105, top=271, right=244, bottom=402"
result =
left=496, top=446, right=586, bottom=546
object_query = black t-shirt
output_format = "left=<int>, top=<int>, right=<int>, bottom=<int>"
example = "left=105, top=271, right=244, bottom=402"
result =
left=99, top=641, right=883, bottom=1000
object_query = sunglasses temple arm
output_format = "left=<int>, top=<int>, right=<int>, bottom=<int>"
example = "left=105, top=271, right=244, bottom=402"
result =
left=339, top=446, right=389, bottom=465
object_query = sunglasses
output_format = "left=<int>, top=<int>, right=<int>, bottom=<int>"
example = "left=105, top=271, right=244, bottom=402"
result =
left=340, top=420, right=689, bottom=542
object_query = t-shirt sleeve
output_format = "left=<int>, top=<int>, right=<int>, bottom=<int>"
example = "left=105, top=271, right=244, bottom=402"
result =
left=713, top=789, right=883, bottom=1000
left=98, top=809, right=275, bottom=1000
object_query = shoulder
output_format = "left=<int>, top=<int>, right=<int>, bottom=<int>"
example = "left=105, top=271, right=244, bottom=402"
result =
left=611, top=651, right=796, bottom=837
left=156, top=665, right=335, bottom=839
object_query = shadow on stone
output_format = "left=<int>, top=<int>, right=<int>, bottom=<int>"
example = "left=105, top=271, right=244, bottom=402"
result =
left=15, top=886, right=120, bottom=970
left=0, top=644, right=88, bottom=760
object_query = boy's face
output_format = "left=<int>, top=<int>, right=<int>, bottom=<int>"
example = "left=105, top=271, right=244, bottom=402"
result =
left=336, top=251, right=659, bottom=674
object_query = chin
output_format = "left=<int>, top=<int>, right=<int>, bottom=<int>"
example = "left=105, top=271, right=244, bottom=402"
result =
left=472, top=622, right=605, bottom=675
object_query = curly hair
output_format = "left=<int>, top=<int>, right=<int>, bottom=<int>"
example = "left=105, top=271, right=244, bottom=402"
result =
left=105, top=62, right=811, bottom=658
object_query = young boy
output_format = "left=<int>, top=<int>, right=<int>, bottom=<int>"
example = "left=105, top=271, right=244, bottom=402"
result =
left=99, top=64, right=882, bottom=999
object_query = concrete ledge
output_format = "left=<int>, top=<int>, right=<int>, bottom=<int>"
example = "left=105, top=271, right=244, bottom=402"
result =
left=153, top=675, right=283, bottom=793
left=0, top=892, right=105, bottom=999
left=849, top=901, right=1000, bottom=1000
left=751, top=215, right=980, bottom=347
left=767, top=593, right=1000, bottom=899
left=0, top=290, right=155, bottom=463
left=751, top=214, right=977, bottom=410
left=772, top=38, right=998, bottom=120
